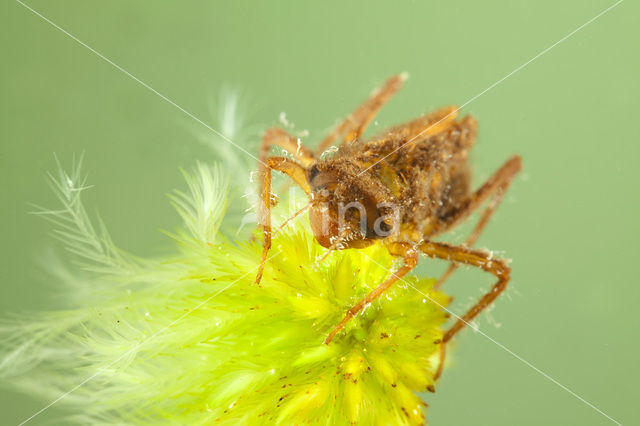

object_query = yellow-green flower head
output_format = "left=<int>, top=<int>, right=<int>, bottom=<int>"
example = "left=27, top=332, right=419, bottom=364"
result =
left=0, top=161, right=448, bottom=425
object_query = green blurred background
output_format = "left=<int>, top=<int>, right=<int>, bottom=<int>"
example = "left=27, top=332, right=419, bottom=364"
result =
left=1, top=1, right=638, bottom=424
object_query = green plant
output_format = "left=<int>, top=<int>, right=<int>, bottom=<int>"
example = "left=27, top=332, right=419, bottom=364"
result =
left=0, top=160, right=447, bottom=425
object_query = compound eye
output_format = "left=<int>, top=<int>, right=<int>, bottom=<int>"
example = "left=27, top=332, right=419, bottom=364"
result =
left=309, top=170, right=339, bottom=192
left=306, top=164, right=320, bottom=182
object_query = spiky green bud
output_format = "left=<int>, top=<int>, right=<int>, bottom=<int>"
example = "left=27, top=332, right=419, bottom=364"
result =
left=1, top=161, right=448, bottom=425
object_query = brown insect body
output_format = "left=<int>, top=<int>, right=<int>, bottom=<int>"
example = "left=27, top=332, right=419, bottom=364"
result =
left=254, top=74, right=521, bottom=373
left=307, top=107, right=477, bottom=247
